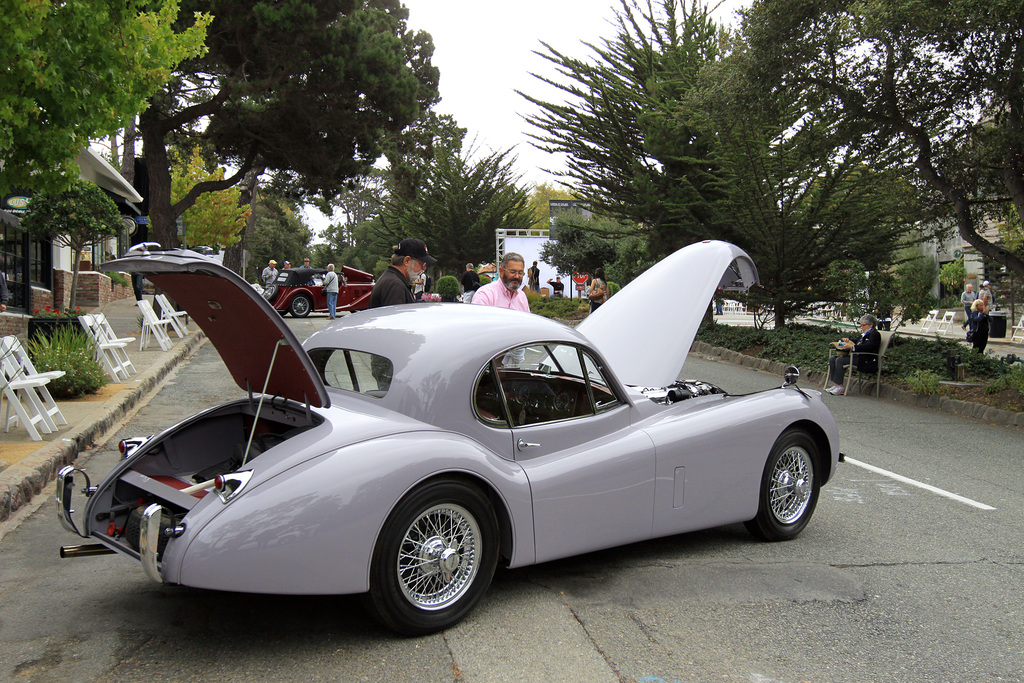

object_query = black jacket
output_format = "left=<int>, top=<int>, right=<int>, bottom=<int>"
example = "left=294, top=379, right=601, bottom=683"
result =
left=369, top=266, right=414, bottom=308
left=853, top=327, right=882, bottom=374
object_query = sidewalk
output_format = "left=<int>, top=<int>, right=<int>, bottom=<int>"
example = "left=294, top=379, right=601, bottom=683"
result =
left=0, top=297, right=206, bottom=522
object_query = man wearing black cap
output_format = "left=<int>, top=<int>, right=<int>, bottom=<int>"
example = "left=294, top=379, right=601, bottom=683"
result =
left=369, top=238, right=437, bottom=308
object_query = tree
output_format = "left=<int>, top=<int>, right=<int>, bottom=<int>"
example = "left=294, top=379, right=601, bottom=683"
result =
left=692, top=38, right=925, bottom=326
left=139, top=0, right=439, bottom=252
left=21, top=181, right=121, bottom=310
left=539, top=214, right=618, bottom=277
left=170, top=148, right=250, bottom=249
left=246, top=194, right=313, bottom=282
left=742, top=0, right=1024, bottom=278
left=527, top=182, right=575, bottom=231
left=522, top=0, right=728, bottom=256
left=0, top=0, right=208, bottom=195
left=380, top=144, right=534, bottom=272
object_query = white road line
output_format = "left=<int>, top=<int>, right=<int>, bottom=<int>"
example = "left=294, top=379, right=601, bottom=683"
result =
left=844, top=456, right=997, bottom=511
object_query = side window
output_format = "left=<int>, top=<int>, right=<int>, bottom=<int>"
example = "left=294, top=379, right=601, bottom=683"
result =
left=474, top=364, right=510, bottom=427
left=483, top=343, right=602, bottom=427
left=308, top=348, right=393, bottom=397
left=583, top=352, right=621, bottom=412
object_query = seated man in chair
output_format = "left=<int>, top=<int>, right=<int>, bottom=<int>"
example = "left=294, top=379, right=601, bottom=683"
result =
left=827, top=314, right=881, bottom=396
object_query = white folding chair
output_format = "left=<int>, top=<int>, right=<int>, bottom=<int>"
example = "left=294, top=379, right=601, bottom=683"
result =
left=936, top=311, right=956, bottom=336
left=79, top=315, right=132, bottom=382
left=155, top=293, right=189, bottom=338
left=1011, top=315, right=1024, bottom=344
left=93, top=313, right=137, bottom=377
left=2, top=336, right=67, bottom=429
left=137, top=299, right=174, bottom=351
left=919, top=310, right=939, bottom=333
left=1, top=337, right=58, bottom=440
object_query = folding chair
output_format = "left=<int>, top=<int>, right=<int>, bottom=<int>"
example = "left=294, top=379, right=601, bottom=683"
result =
left=1, top=336, right=67, bottom=429
left=92, top=313, right=137, bottom=377
left=824, top=330, right=893, bottom=397
left=137, top=299, right=174, bottom=351
left=79, top=315, right=133, bottom=382
left=936, top=311, right=956, bottom=336
left=1011, top=315, right=1024, bottom=344
left=1, top=337, right=59, bottom=440
left=155, top=293, right=189, bottom=338
left=919, top=310, right=939, bottom=333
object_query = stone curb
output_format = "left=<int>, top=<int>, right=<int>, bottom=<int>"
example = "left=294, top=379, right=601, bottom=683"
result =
left=690, top=340, right=1024, bottom=429
left=0, top=333, right=207, bottom=523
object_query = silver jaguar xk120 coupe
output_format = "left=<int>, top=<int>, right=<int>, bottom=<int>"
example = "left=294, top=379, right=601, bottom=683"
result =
left=58, top=240, right=841, bottom=635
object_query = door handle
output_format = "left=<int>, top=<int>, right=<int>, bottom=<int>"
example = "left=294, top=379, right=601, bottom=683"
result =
left=517, top=439, right=540, bottom=451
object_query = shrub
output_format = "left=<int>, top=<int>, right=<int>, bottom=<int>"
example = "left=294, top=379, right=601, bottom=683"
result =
left=434, top=275, right=460, bottom=301
left=906, top=369, right=941, bottom=395
left=607, top=281, right=620, bottom=297
left=108, top=272, right=130, bottom=287
left=27, top=326, right=108, bottom=399
left=528, top=294, right=587, bottom=319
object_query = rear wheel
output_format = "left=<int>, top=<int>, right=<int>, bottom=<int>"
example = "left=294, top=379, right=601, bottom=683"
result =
left=745, top=430, right=819, bottom=541
left=363, top=479, right=498, bottom=636
left=289, top=294, right=312, bottom=317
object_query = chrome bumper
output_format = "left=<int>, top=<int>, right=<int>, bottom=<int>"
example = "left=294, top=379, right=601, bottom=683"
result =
left=56, top=465, right=89, bottom=538
left=140, top=503, right=166, bottom=583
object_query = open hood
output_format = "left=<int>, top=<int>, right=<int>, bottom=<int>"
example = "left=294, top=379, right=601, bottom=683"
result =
left=576, top=240, right=758, bottom=388
left=101, top=249, right=329, bottom=409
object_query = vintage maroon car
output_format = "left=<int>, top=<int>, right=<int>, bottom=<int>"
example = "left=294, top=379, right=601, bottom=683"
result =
left=262, top=266, right=374, bottom=316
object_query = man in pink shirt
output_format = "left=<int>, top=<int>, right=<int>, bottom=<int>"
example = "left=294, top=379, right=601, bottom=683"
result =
left=472, top=252, right=530, bottom=312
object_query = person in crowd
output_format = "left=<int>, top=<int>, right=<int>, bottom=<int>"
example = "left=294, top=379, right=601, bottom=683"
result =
left=369, top=238, right=436, bottom=308
left=961, top=283, right=977, bottom=330
left=528, top=261, right=541, bottom=293
left=282, top=260, right=291, bottom=270
left=472, top=252, right=529, bottom=311
left=827, top=314, right=882, bottom=396
left=970, top=298, right=989, bottom=353
left=587, top=267, right=608, bottom=313
left=979, top=280, right=995, bottom=311
left=323, top=263, right=341, bottom=319
left=412, top=266, right=426, bottom=301
left=0, top=269, right=9, bottom=312
left=261, top=259, right=278, bottom=286
left=461, top=263, right=481, bottom=304
left=546, top=276, right=565, bottom=298
left=300, top=258, right=312, bottom=268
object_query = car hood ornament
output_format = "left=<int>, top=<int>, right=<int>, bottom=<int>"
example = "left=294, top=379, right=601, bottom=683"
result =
left=577, top=240, right=759, bottom=388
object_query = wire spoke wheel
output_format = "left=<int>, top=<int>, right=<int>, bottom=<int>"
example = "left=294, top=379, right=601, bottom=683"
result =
left=746, top=430, right=820, bottom=541
left=768, top=446, right=813, bottom=524
left=397, top=503, right=481, bottom=609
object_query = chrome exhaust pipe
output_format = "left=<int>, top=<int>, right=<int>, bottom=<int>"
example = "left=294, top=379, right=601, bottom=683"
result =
left=60, top=544, right=115, bottom=558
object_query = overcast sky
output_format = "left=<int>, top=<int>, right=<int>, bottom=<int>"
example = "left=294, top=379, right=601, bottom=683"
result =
left=306, top=0, right=749, bottom=233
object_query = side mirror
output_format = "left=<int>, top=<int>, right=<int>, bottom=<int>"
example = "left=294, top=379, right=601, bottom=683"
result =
left=783, top=365, right=801, bottom=387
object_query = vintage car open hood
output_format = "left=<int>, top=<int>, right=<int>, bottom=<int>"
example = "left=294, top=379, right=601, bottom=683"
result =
left=101, top=249, right=329, bottom=408
left=576, top=240, right=758, bottom=388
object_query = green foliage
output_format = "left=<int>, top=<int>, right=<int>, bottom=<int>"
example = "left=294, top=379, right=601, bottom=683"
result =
left=20, top=180, right=122, bottom=309
left=540, top=214, right=617, bottom=277
left=986, top=364, right=1024, bottom=396
left=906, top=370, right=941, bottom=395
left=27, top=327, right=108, bottom=399
left=246, top=194, right=313, bottom=282
left=528, top=183, right=575, bottom=231
left=480, top=275, right=492, bottom=286
left=143, top=0, right=439, bottom=249
left=527, top=294, right=588, bottom=319
left=939, top=258, right=966, bottom=292
left=0, top=0, right=209, bottom=194
left=108, top=272, right=130, bottom=288
left=522, top=0, right=727, bottom=255
left=741, top=0, right=1024, bottom=279
left=380, top=143, right=533, bottom=272
left=607, top=282, right=620, bottom=297
left=434, top=275, right=460, bottom=301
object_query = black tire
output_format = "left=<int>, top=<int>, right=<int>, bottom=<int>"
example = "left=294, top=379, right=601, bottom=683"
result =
left=745, top=430, right=820, bottom=542
left=289, top=294, right=312, bottom=317
left=363, top=480, right=499, bottom=636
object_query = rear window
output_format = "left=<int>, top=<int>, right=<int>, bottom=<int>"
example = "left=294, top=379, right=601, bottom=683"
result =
left=307, top=348, right=393, bottom=398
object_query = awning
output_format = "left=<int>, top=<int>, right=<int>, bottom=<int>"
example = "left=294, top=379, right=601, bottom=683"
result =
left=0, top=209, right=20, bottom=228
left=75, top=147, right=143, bottom=204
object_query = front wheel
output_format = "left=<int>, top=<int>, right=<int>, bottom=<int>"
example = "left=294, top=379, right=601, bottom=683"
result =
left=289, top=294, right=312, bottom=317
left=363, top=480, right=499, bottom=636
left=745, top=430, right=820, bottom=541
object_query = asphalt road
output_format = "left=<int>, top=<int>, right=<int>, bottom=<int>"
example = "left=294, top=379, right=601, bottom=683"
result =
left=1, top=321, right=1022, bottom=683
